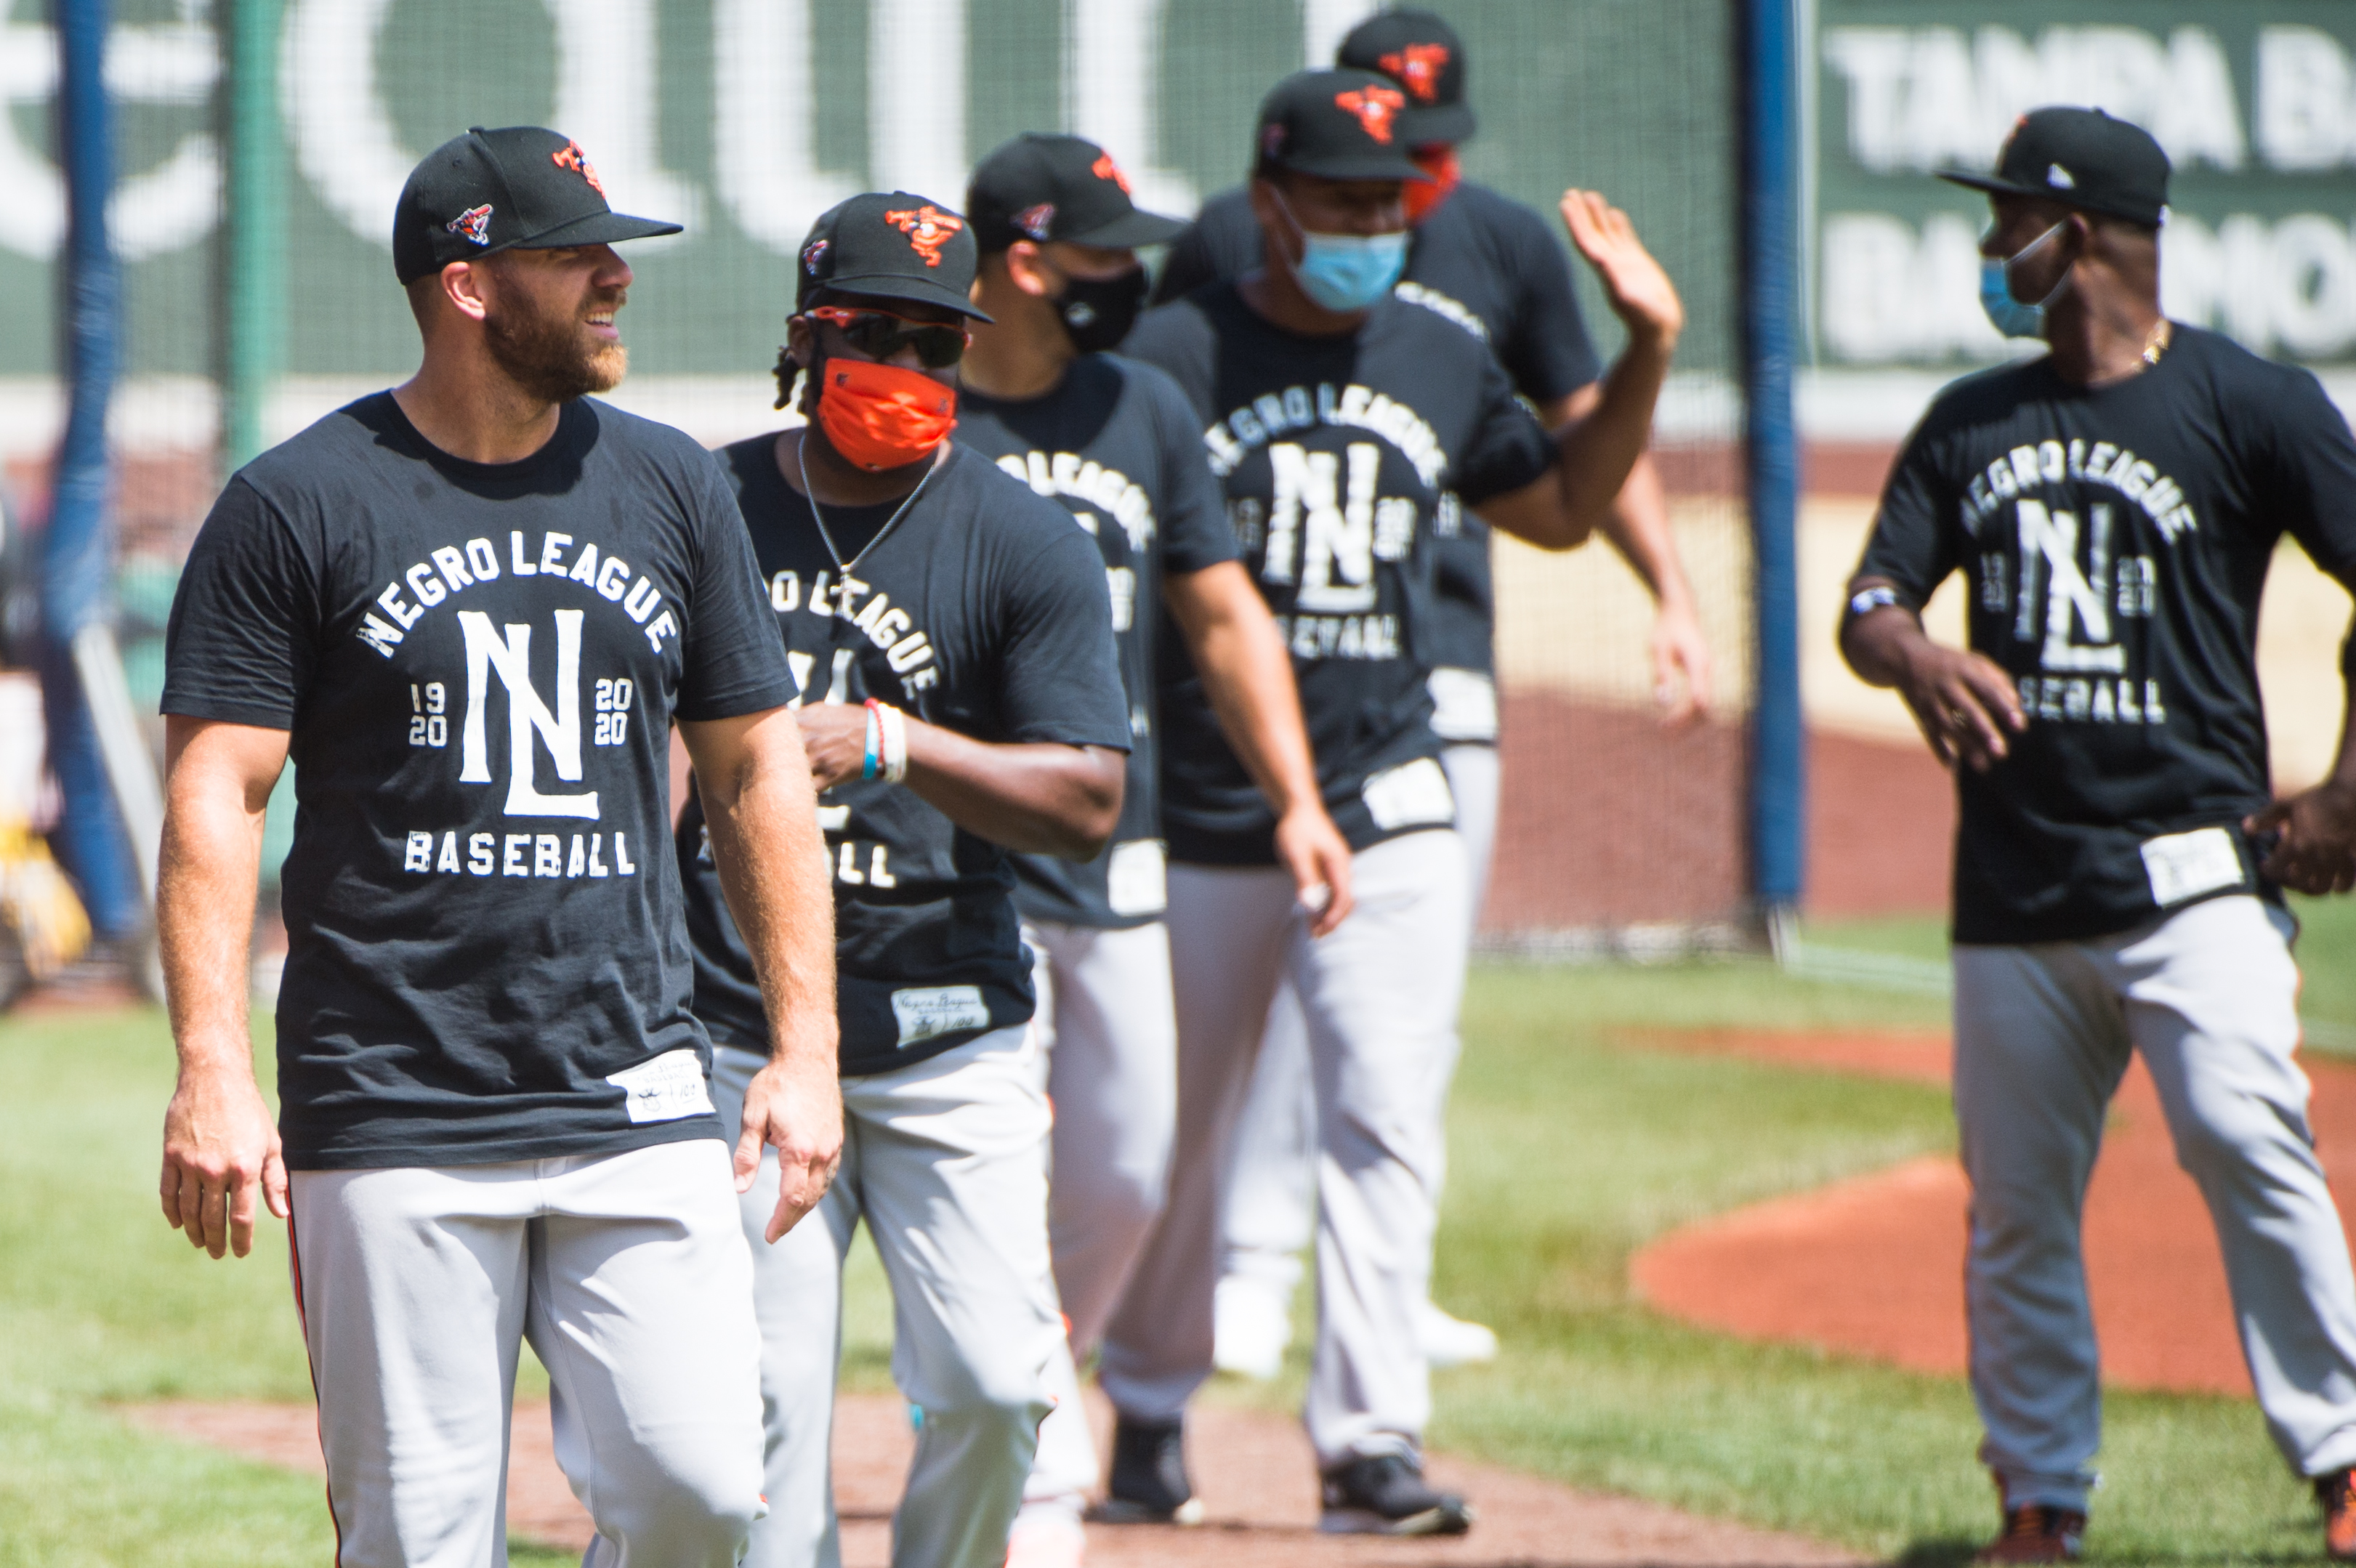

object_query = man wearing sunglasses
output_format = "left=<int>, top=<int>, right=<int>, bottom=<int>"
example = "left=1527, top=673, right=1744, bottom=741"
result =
left=1092, top=69, right=1683, bottom=1536
left=953, top=132, right=1355, bottom=1565
left=674, top=190, right=1131, bottom=1568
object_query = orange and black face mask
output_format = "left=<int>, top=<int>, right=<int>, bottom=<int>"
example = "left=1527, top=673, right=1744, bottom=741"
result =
left=1403, top=144, right=1461, bottom=225
left=814, top=357, right=956, bottom=473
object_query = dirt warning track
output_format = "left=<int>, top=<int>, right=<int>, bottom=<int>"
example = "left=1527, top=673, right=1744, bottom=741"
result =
left=1629, top=1030, right=2356, bottom=1396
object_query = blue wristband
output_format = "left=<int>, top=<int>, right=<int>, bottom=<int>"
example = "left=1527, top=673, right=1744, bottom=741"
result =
left=862, top=704, right=881, bottom=780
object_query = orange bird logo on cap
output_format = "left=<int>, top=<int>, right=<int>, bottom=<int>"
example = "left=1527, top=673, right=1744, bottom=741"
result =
left=884, top=204, right=962, bottom=267
left=551, top=140, right=605, bottom=195
left=1378, top=44, right=1450, bottom=103
left=1334, top=85, right=1408, bottom=144
left=1092, top=152, right=1133, bottom=193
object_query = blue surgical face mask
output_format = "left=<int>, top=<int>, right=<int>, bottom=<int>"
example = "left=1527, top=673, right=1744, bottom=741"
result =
left=1271, top=187, right=1408, bottom=314
left=1979, top=222, right=2070, bottom=339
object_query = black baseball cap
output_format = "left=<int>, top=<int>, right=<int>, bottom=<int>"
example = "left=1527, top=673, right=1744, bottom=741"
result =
left=1254, top=69, right=1433, bottom=183
left=1336, top=8, right=1476, bottom=145
left=392, top=126, right=682, bottom=285
left=1938, top=107, right=2171, bottom=228
left=794, top=192, right=992, bottom=321
left=967, top=134, right=1188, bottom=254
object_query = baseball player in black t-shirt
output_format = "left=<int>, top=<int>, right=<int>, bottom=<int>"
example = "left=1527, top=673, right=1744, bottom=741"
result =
left=674, top=193, right=1133, bottom=1568
left=951, top=134, right=1354, bottom=1563
left=1091, top=70, right=1683, bottom=1536
left=1159, top=7, right=1715, bottom=1378
left=156, top=129, right=841, bottom=1565
left=1842, top=108, right=2356, bottom=1564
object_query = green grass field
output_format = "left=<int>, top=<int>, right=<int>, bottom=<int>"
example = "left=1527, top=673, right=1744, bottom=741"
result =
left=3, top=908, right=2352, bottom=1564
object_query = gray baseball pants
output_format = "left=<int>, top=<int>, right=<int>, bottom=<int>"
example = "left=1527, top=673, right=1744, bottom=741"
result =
left=1956, top=894, right=2356, bottom=1512
left=1216, top=742, right=1501, bottom=1290
left=1100, top=828, right=1469, bottom=1467
left=711, top=1030, right=1066, bottom=1568
left=288, top=1141, right=767, bottom=1568
left=1017, top=918, right=1179, bottom=1514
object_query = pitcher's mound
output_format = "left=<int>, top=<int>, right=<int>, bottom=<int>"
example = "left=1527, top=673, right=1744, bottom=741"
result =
left=128, top=1391, right=1862, bottom=1567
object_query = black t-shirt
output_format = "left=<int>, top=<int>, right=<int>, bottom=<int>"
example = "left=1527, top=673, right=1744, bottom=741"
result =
left=1125, top=283, right=1554, bottom=866
left=1858, top=327, right=2356, bottom=945
left=677, top=438, right=1130, bottom=1075
left=956, top=355, right=1238, bottom=930
left=161, top=393, right=797, bottom=1170
left=1154, top=182, right=1603, bottom=707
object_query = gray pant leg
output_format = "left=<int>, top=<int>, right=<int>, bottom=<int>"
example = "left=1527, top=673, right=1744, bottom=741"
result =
left=291, top=1168, right=529, bottom=1568
left=1218, top=982, right=1318, bottom=1290
left=714, top=1046, right=861, bottom=1568
left=1440, top=742, right=1499, bottom=933
left=1953, top=940, right=2128, bottom=1514
left=2113, top=897, right=2356, bottom=1478
left=1023, top=918, right=1178, bottom=1357
left=855, top=1027, right=1061, bottom=1568
left=528, top=1144, right=767, bottom=1568
left=1296, top=828, right=1467, bottom=1466
left=1100, top=865, right=1297, bottom=1422
left=1021, top=920, right=1179, bottom=1512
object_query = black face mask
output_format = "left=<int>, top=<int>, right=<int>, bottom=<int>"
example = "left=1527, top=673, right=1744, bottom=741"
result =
left=1054, top=266, right=1149, bottom=354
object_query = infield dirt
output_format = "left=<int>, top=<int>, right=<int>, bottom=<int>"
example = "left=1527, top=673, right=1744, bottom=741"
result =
left=128, top=1389, right=1865, bottom=1564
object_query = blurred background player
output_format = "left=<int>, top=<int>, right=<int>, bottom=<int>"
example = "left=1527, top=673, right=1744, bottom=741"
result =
left=1094, top=68, right=1684, bottom=1535
left=154, top=126, right=839, bottom=1567
left=1841, top=107, right=2356, bottom=1564
left=956, top=133, right=1355, bottom=1564
left=678, top=191, right=1132, bottom=1568
left=1157, top=7, right=1716, bottom=1376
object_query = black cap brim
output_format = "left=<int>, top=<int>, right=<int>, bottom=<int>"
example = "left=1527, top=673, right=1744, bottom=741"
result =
left=818, top=274, right=994, bottom=323
left=1398, top=102, right=1475, bottom=146
left=1935, top=169, right=2160, bottom=226
left=1280, top=151, right=1433, bottom=182
left=1064, top=209, right=1190, bottom=248
left=514, top=210, right=685, bottom=250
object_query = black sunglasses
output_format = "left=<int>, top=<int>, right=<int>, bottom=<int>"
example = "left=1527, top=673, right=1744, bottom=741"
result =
left=804, top=306, right=970, bottom=368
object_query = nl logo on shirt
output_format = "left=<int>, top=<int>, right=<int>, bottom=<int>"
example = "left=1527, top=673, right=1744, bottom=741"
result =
left=1958, top=437, right=2194, bottom=729
left=360, top=529, right=679, bottom=884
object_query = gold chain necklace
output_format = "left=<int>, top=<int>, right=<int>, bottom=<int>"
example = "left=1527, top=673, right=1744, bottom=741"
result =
left=2139, top=317, right=2173, bottom=368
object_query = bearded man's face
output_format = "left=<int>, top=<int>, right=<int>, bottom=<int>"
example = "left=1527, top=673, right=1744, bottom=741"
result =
left=481, top=246, right=629, bottom=402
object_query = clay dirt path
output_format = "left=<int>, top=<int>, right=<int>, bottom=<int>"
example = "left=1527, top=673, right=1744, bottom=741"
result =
left=1629, top=1030, right=2356, bottom=1395
left=128, top=1390, right=1862, bottom=1566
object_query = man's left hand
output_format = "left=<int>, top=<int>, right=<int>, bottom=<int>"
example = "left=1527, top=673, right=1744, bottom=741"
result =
left=1273, top=802, right=1355, bottom=938
left=2248, top=780, right=2356, bottom=896
left=735, top=1043, right=845, bottom=1244
left=1650, top=597, right=1714, bottom=726
left=796, top=703, right=870, bottom=791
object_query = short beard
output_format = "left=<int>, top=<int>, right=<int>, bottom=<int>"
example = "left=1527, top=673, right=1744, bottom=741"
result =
left=483, top=292, right=626, bottom=403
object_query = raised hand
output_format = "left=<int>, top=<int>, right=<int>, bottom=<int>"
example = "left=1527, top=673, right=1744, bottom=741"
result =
left=1559, top=189, right=1685, bottom=346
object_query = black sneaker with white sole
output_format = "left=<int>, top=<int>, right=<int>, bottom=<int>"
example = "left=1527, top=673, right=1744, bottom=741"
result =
left=1093, top=1413, right=1204, bottom=1525
left=1319, top=1453, right=1474, bottom=1536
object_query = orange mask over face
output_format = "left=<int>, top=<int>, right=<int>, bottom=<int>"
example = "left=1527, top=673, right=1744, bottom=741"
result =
left=1403, top=144, right=1461, bottom=225
left=815, top=357, right=957, bottom=473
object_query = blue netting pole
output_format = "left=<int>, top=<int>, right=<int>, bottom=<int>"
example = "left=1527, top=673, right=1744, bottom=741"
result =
left=1741, top=0, right=1805, bottom=946
left=41, top=0, right=142, bottom=941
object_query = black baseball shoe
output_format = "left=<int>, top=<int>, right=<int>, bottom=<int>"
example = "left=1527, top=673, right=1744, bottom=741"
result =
left=1318, top=1452, right=1474, bottom=1536
left=1092, top=1413, right=1204, bottom=1525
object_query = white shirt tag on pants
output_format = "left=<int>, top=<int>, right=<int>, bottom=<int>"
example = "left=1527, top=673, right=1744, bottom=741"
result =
left=605, top=1048, right=717, bottom=1124
left=892, top=985, right=991, bottom=1048
left=1427, top=667, right=1499, bottom=743
left=2139, top=825, right=2246, bottom=908
left=1106, top=838, right=1168, bottom=917
left=1362, top=756, right=1456, bottom=832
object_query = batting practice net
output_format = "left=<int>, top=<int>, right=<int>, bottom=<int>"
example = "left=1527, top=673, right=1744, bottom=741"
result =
left=0, top=0, right=1754, bottom=954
